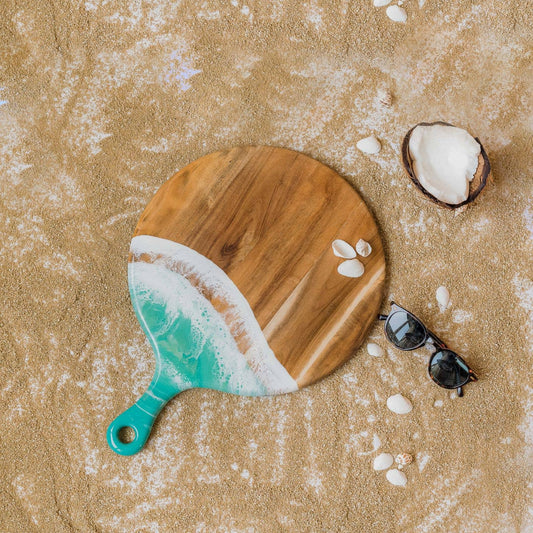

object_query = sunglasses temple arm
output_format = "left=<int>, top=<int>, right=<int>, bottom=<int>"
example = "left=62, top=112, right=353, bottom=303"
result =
left=378, top=314, right=388, bottom=321
left=457, top=369, right=478, bottom=397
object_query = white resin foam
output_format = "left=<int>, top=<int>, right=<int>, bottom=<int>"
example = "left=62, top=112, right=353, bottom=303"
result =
left=130, top=235, right=298, bottom=395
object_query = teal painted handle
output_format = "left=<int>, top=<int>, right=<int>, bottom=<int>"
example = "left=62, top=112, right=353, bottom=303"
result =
left=107, top=380, right=179, bottom=456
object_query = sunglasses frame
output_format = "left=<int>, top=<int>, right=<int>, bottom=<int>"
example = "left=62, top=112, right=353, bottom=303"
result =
left=378, top=302, right=478, bottom=397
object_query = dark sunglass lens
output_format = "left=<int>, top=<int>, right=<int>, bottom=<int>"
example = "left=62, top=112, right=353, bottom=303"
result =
left=385, top=311, right=426, bottom=350
left=429, top=350, right=470, bottom=388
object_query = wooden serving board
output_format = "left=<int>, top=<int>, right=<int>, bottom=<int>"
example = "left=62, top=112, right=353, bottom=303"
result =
left=107, top=145, right=386, bottom=455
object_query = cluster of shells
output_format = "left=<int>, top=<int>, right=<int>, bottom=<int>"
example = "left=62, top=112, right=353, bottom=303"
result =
left=365, top=342, right=415, bottom=487
left=332, top=238, right=372, bottom=278
left=373, top=0, right=408, bottom=23
left=374, top=393, right=414, bottom=486
left=374, top=451, right=414, bottom=486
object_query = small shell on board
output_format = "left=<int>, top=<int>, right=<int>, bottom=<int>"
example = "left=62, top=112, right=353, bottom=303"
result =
left=386, top=394, right=413, bottom=414
left=337, top=259, right=365, bottom=278
left=356, top=239, right=372, bottom=257
left=332, top=239, right=357, bottom=259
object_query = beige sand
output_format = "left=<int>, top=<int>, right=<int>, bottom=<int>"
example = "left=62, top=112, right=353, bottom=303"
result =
left=0, top=1, right=531, bottom=531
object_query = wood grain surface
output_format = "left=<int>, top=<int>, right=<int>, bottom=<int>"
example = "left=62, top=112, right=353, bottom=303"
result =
left=133, top=145, right=386, bottom=388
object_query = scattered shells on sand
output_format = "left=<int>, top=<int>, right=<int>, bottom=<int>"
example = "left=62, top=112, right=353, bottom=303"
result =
left=373, top=0, right=391, bottom=5
left=356, top=239, right=372, bottom=257
left=386, top=468, right=407, bottom=486
left=386, top=5, right=407, bottom=22
left=332, top=239, right=357, bottom=259
left=373, top=453, right=394, bottom=471
left=377, top=88, right=393, bottom=108
left=386, top=393, right=413, bottom=414
left=367, top=343, right=384, bottom=357
left=356, top=135, right=381, bottom=155
left=337, top=259, right=365, bottom=278
left=436, top=286, right=450, bottom=310
left=395, top=453, right=413, bottom=469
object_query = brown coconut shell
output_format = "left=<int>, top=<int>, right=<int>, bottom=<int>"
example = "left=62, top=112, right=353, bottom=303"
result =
left=401, top=121, right=492, bottom=210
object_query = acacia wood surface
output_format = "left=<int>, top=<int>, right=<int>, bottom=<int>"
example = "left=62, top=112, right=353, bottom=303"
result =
left=133, top=145, right=386, bottom=389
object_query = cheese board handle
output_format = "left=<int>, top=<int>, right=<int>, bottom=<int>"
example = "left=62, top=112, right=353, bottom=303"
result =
left=106, top=378, right=180, bottom=456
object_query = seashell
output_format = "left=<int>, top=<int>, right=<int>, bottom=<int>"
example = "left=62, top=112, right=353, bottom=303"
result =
left=436, top=286, right=450, bottom=311
left=332, top=239, right=356, bottom=259
left=367, top=343, right=384, bottom=357
left=356, top=135, right=381, bottom=155
left=386, top=393, right=413, bottom=414
left=373, top=0, right=391, bottom=5
left=373, top=453, right=394, bottom=471
left=401, top=121, right=491, bottom=210
left=356, top=239, right=372, bottom=257
left=395, top=453, right=413, bottom=469
left=377, top=88, right=393, bottom=108
left=386, top=468, right=407, bottom=486
left=337, top=259, right=364, bottom=278
left=386, top=5, right=407, bottom=22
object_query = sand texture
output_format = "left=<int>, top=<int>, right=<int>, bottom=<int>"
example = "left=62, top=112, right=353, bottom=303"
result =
left=1, top=1, right=532, bottom=531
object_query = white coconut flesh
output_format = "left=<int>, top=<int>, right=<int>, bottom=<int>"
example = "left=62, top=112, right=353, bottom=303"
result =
left=408, top=124, right=481, bottom=205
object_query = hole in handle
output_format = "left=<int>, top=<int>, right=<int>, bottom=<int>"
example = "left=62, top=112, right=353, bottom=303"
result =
left=107, top=383, right=183, bottom=455
left=117, top=426, right=136, bottom=444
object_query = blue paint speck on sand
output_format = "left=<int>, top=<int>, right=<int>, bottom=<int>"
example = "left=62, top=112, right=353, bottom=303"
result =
left=0, top=100, right=7, bottom=106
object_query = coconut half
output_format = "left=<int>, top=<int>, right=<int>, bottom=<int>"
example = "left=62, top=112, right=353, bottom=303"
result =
left=401, top=121, right=491, bottom=210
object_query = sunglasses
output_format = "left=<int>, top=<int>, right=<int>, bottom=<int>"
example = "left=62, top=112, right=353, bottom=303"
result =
left=378, top=302, right=478, bottom=397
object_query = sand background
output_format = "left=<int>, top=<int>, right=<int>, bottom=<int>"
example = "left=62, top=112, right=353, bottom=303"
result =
left=1, top=1, right=532, bottom=531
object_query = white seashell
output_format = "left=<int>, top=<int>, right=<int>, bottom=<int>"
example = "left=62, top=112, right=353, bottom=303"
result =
left=367, top=343, right=384, bottom=357
left=373, top=453, right=394, bottom=471
left=386, top=393, right=413, bottom=414
left=377, top=88, right=393, bottom=108
left=373, top=0, right=391, bottom=6
left=436, top=286, right=450, bottom=310
left=337, top=259, right=364, bottom=278
left=356, top=239, right=372, bottom=257
left=386, top=5, right=407, bottom=22
left=395, top=453, right=413, bottom=468
left=386, top=468, right=407, bottom=486
left=356, top=135, right=381, bottom=155
left=332, top=239, right=356, bottom=259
